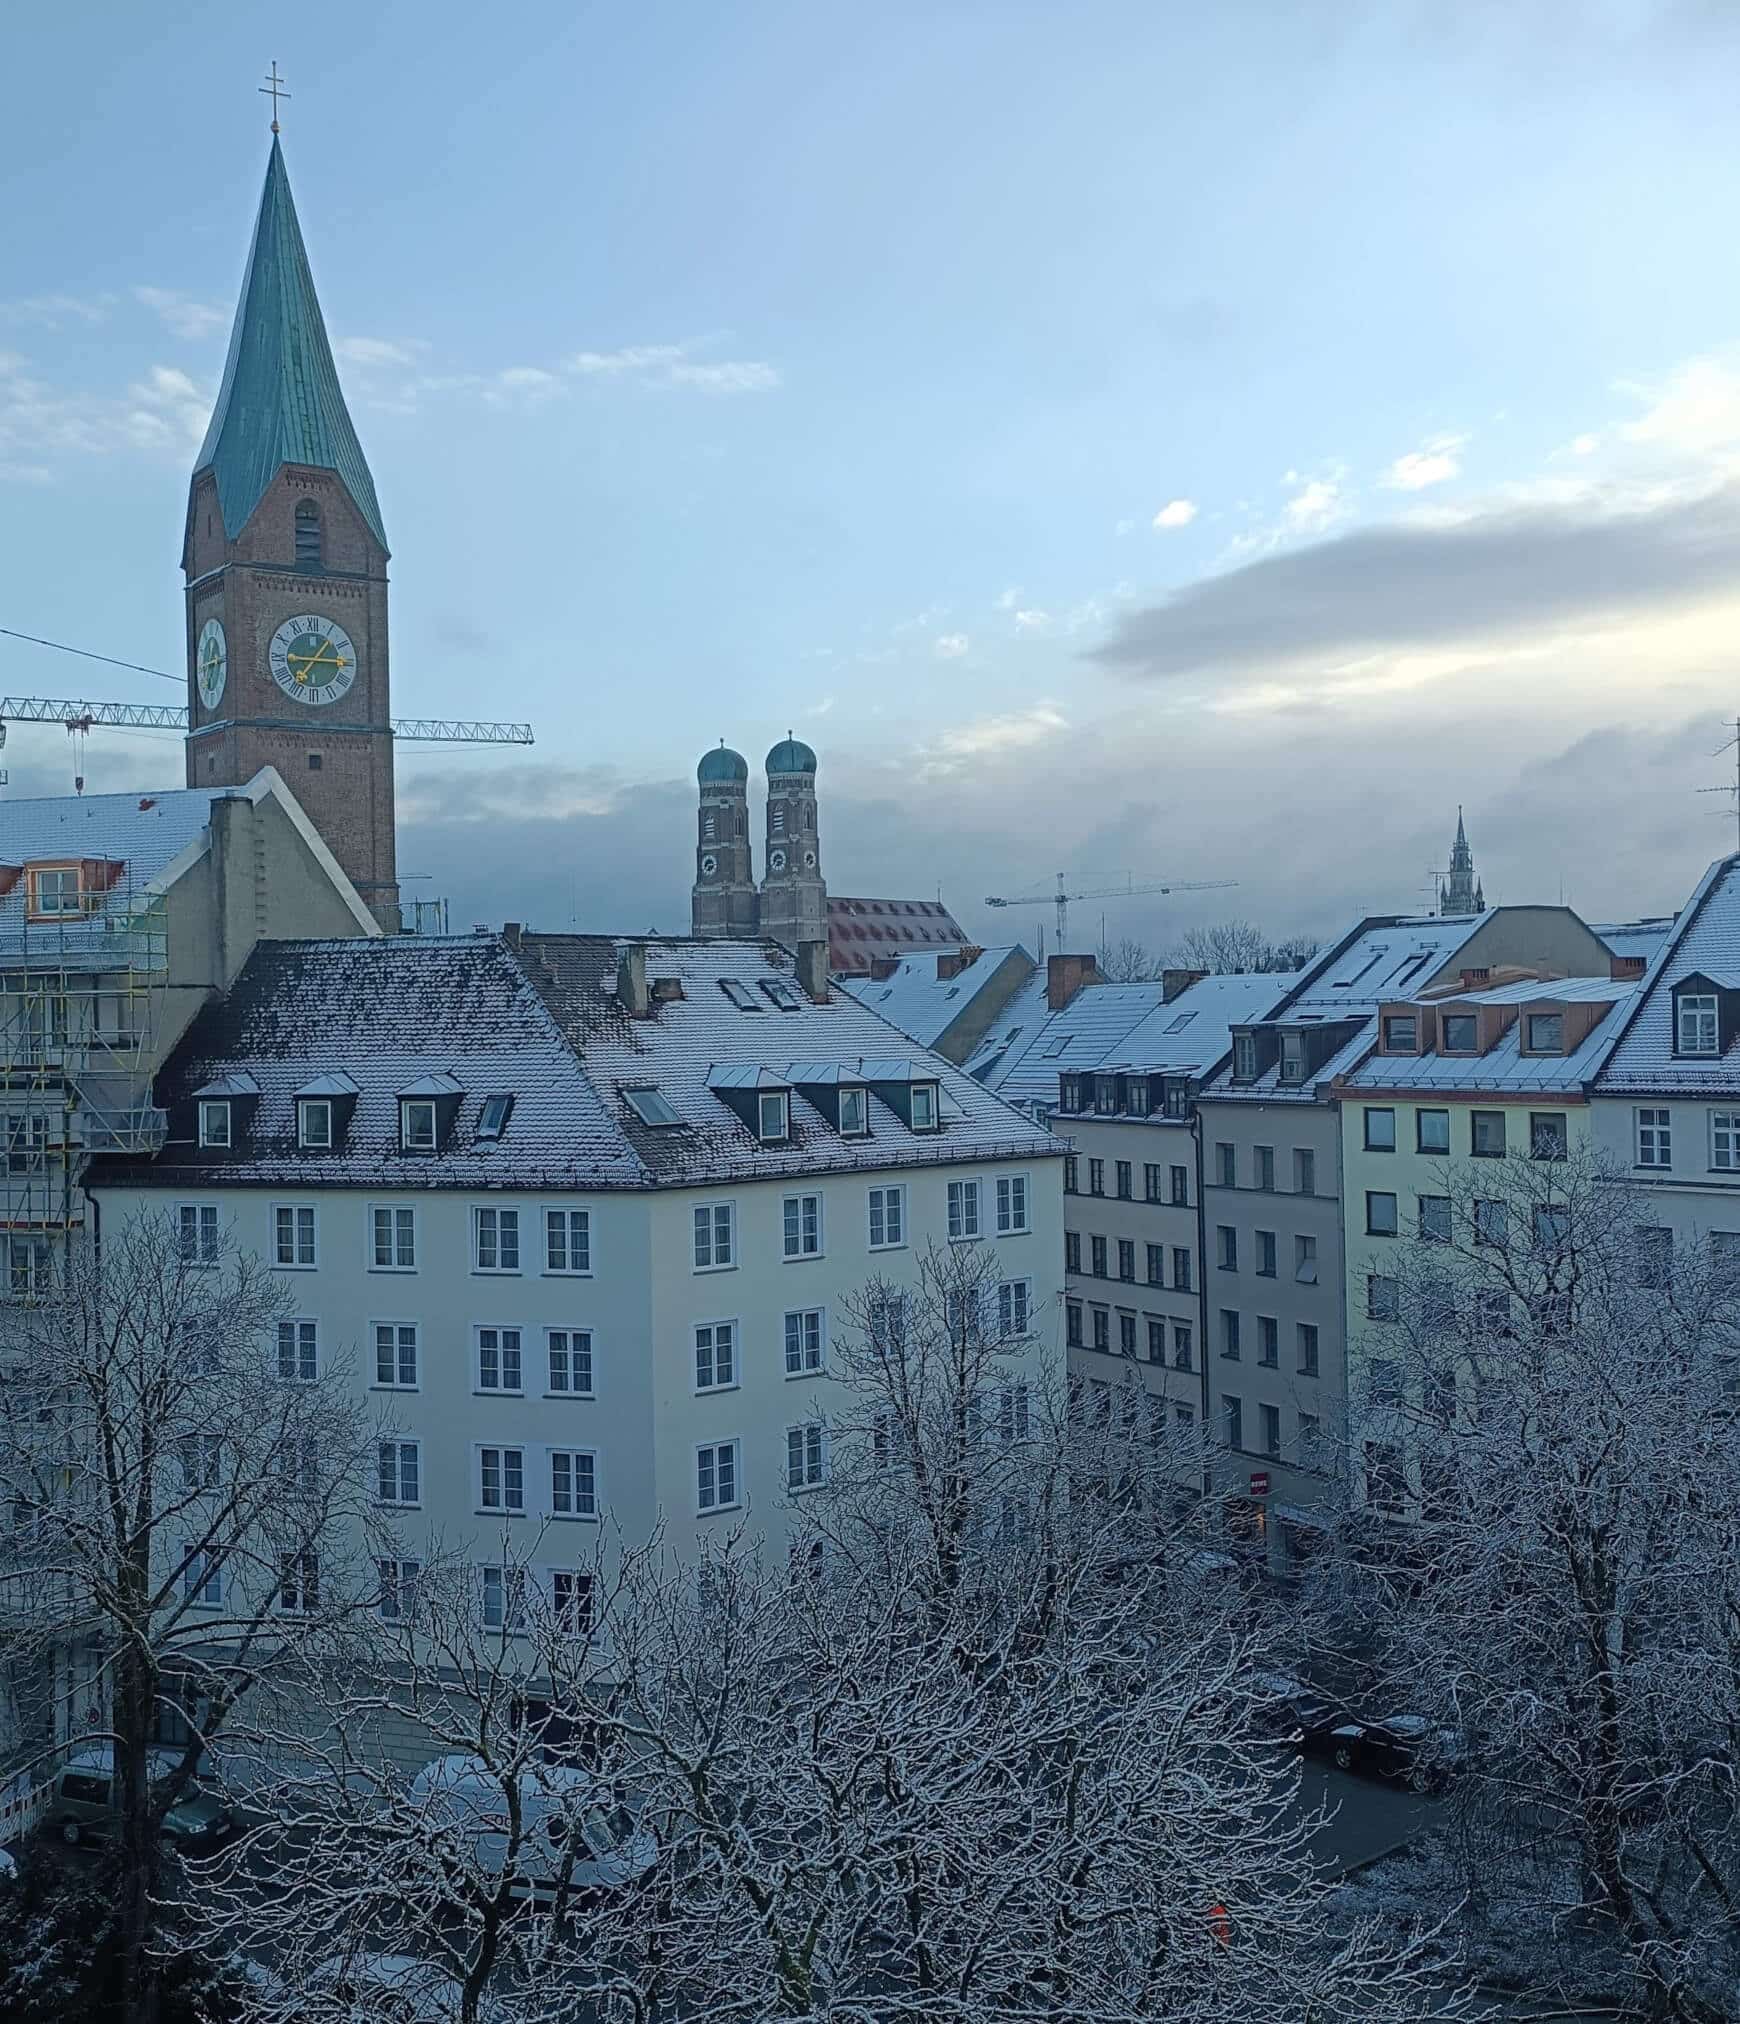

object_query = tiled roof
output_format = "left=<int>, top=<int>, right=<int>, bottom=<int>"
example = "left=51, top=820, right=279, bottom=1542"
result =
left=1343, top=978, right=1637, bottom=1094
left=98, top=933, right=1059, bottom=1194
left=839, top=945, right=1025, bottom=1046
left=1106, top=972, right=1298, bottom=1074
left=1597, top=855, right=1740, bottom=1095
left=828, top=895, right=968, bottom=975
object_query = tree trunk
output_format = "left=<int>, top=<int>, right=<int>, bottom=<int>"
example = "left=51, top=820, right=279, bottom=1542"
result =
left=114, top=1637, right=162, bottom=2024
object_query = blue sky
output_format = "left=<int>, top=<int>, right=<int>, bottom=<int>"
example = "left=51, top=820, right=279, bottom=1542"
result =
left=7, top=1, right=1740, bottom=947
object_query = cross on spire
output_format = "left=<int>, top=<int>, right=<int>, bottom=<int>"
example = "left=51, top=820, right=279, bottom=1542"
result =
left=259, top=61, right=291, bottom=135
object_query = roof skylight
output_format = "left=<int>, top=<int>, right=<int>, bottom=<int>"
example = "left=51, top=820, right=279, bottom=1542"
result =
left=719, top=980, right=762, bottom=1011
left=624, top=1086, right=683, bottom=1127
left=476, top=1094, right=514, bottom=1140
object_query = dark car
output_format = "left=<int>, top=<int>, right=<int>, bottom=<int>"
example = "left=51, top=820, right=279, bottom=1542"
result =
left=1298, top=1712, right=1453, bottom=1791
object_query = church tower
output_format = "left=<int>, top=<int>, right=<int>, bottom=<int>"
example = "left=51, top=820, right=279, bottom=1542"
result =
left=182, top=139, right=399, bottom=930
left=757, top=738, right=827, bottom=948
left=1443, top=807, right=1484, bottom=916
left=691, top=744, right=759, bottom=938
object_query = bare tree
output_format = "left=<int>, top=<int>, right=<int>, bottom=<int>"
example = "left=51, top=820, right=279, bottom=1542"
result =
left=1096, top=937, right=1161, bottom=984
left=1167, top=920, right=1319, bottom=975
left=0, top=1213, right=379, bottom=2024
left=1334, top=1149, right=1740, bottom=2020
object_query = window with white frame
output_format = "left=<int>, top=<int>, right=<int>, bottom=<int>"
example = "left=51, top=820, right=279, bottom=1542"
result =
left=478, top=1445, right=525, bottom=1513
left=697, top=1439, right=740, bottom=1512
left=695, top=1321, right=736, bottom=1391
left=7, top=1236, right=51, bottom=1304
left=784, top=1308, right=824, bottom=1376
left=297, top=1099, right=332, bottom=1150
left=1678, top=992, right=1719, bottom=1057
left=995, top=1173, right=1030, bottom=1235
left=867, top=1184, right=905, bottom=1249
left=1714, top=1111, right=1740, bottom=1172
left=545, top=1208, right=590, bottom=1274
left=782, top=1192, right=823, bottom=1259
left=479, top=1564, right=526, bottom=1632
left=994, top=1382, right=1031, bottom=1445
left=472, top=1206, right=520, bottom=1272
left=995, top=1278, right=1031, bottom=1338
left=693, top=1202, right=735, bottom=1269
left=177, top=1203, right=219, bottom=1265
left=476, top=1326, right=523, bottom=1394
left=273, top=1204, right=316, bottom=1268
left=757, top=1091, right=790, bottom=1143
left=179, top=1432, right=222, bottom=1493
left=198, top=1100, right=231, bottom=1148
left=277, top=1550, right=320, bottom=1615
left=377, top=1556, right=421, bottom=1622
left=29, top=866, right=82, bottom=917
left=1637, top=1108, right=1672, bottom=1169
left=838, top=1087, right=869, bottom=1137
left=400, top=1099, right=437, bottom=1152
left=277, top=1434, right=319, bottom=1497
left=551, top=1569, right=594, bottom=1636
left=909, top=1083, right=939, bottom=1130
left=371, top=1205, right=416, bottom=1270
left=377, top=1439, right=420, bottom=1506
left=183, top=1546, right=222, bottom=1608
left=373, top=1322, right=418, bottom=1389
left=786, top=1422, right=828, bottom=1491
left=549, top=1448, right=598, bottom=1519
left=547, top=1328, right=594, bottom=1397
left=277, top=1319, right=318, bottom=1382
left=947, top=1178, right=980, bottom=1240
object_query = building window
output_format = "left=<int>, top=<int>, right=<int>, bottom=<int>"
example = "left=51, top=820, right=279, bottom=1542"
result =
left=1144, top=1163, right=1164, bottom=1203
left=1364, top=1107, right=1396, bottom=1153
left=1526, top=1012, right=1564, bottom=1053
left=1065, top=1231, right=1082, bottom=1274
left=1114, top=1160, right=1133, bottom=1201
left=177, top=1203, right=219, bottom=1265
left=996, top=1174, right=1030, bottom=1234
left=476, top=1326, right=523, bottom=1394
left=1418, top=1195, right=1451, bottom=1244
left=1091, top=1306, right=1110, bottom=1352
left=1220, top=1310, right=1240, bottom=1360
left=1063, top=1156, right=1079, bottom=1195
left=1530, top=1113, right=1569, bottom=1162
left=549, top=1448, right=598, bottom=1519
left=1215, top=1143, right=1235, bottom=1188
left=400, top=1099, right=437, bottom=1152
left=1146, top=1242, right=1163, bottom=1285
left=1678, top=993, right=1719, bottom=1057
left=547, top=1328, right=594, bottom=1396
left=1145, top=1317, right=1165, bottom=1363
left=1217, top=1225, right=1237, bottom=1271
left=787, top=1424, right=828, bottom=1492
left=1066, top=1301, right=1083, bottom=1347
left=1441, top=1013, right=1477, bottom=1053
left=693, top=1202, right=735, bottom=1269
left=478, top=1445, right=525, bottom=1514
left=1093, top=1078, right=1117, bottom=1117
left=277, top=1551, right=320, bottom=1616
left=1256, top=1230, right=1276, bottom=1278
left=273, top=1204, right=316, bottom=1268
left=1294, top=1234, right=1317, bottom=1284
left=1294, top=1148, right=1315, bottom=1196
left=277, top=1319, right=317, bottom=1382
left=695, top=1320, right=737, bottom=1391
left=1223, top=1395, right=1243, bottom=1451
left=1258, top=1315, right=1278, bottom=1367
left=1367, top=1274, right=1398, bottom=1321
left=1233, top=1032, right=1257, bottom=1081
left=1637, top=1108, right=1672, bottom=1170
left=182, top=1547, right=223, bottom=1609
left=198, top=1100, right=231, bottom=1149
left=1366, top=1191, right=1398, bottom=1237
left=947, top=1179, right=980, bottom=1241
left=783, top=1192, right=823, bottom=1258
left=472, top=1206, right=520, bottom=1272
left=544, top=1209, right=591, bottom=1274
left=1172, top=1245, right=1192, bottom=1292
left=1254, top=1146, right=1275, bottom=1191
left=697, top=1440, right=740, bottom=1512
left=552, top=1570, right=595, bottom=1637
left=1474, top=1198, right=1508, bottom=1247
left=1471, top=1110, right=1506, bottom=1158
left=27, top=865, right=83, bottom=918
left=1259, top=1404, right=1282, bottom=1459
left=1090, top=1235, right=1108, bottom=1277
left=1172, top=1322, right=1193, bottom=1371
left=1117, top=1310, right=1137, bottom=1356
left=294, top=498, right=322, bottom=569
left=1297, top=1322, right=1319, bottom=1376
left=1170, top=1164, right=1189, bottom=1207
left=480, top=1565, right=526, bottom=1633
left=1634, top=1226, right=1672, bottom=1292
left=377, top=1557, right=421, bottom=1623
left=757, top=1091, right=790, bottom=1143
left=377, top=1439, right=420, bottom=1507
left=1416, top=1108, right=1450, bottom=1155
left=1088, top=1159, right=1105, bottom=1197
left=371, top=1206, right=416, bottom=1270
left=373, top=1322, right=418, bottom=1389
left=1713, top=1112, right=1740, bottom=1172
left=1279, top=1033, right=1305, bottom=1084
left=1382, top=1014, right=1417, bottom=1051
left=909, top=1083, right=939, bottom=1131
left=6, top=1236, right=48, bottom=1301
left=838, top=1087, right=869, bottom=1137
left=297, top=1099, right=332, bottom=1150
left=1113, top=1239, right=1132, bottom=1282
left=784, top=1308, right=825, bottom=1376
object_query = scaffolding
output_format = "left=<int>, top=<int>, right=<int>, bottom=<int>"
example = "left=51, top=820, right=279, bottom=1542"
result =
left=0, top=879, right=168, bottom=1295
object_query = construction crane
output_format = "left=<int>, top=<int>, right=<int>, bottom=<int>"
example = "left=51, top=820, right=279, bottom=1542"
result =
left=0, top=697, right=533, bottom=745
left=984, top=870, right=1238, bottom=949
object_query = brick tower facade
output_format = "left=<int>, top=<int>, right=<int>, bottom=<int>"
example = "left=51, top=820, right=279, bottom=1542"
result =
left=182, top=141, right=399, bottom=930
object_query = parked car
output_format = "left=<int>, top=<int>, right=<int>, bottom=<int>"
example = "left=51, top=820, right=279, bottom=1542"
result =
left=49, top=1745, right=232, bottom=1850
left=1297, top=1712, right=1454, bottom=1791
left=406, top=1753, right=659, bottom=1899
left=1249, top=1669, right=1337, bottom=1743
left=304, top=1951, right=510, bottom=2024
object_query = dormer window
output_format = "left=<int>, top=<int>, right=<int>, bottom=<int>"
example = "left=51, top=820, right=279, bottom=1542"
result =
left=1059, top=1076, right=1083, bottom=1113
left=1678, top=992, right=1719, bottom=1057
left=1441, top=1013, right=1477, bottom=1053
left=910, top=1082, right=939, bottom=1131
left=838, top=1087, right=869, bottom=1137
left=1126, top=1077, right=1148, bottom=1114
left=400, top=1099, right=437, bottom=1153
left=297, top=1099, right=332, bottom=1150
left=1233, top=1032, right=1257, bottom=1082
left=1382, top=1014, right=1417, bottom=1051
left=624, top=1086, right=682, bottom=1127
left=1278, top=1033, right=1306, bottom=1085
left=757, top=1091, right=790, bottom=1143
left=27, top=866, right=81, bottom=919
left=477, top=1094, right=514, bottom=1140
left=1093, top=1077, right=1117, bottom=1115
left=1525, top=1012, right=1564, bottom=1054
left=198, top=1100, right=231, bottom=1149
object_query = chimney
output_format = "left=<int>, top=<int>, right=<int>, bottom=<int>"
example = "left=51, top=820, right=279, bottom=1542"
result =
left=1162, top=967, right=1207, bottom=1003
left=869, top=955, right=901, bottom=981
left=796, top=939, right=830, bottom=1004
left=936, top=946, right=982, bottom=982
left=1047, top=952, right=1098, bottom=1012
left=616, top=943, right=650, bottom=1017
left=502, top=921, right=522, bottom=951
left=1611, top=953, right=1646, bottom=980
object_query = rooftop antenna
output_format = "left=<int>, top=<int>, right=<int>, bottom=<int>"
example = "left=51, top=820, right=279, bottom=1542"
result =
left=1699, top=715, right=1740, bottom=852
left=259, top=61, right=291, bottom=135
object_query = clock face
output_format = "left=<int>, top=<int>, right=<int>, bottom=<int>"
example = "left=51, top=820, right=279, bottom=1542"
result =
left=768, top=847, right=788, bottom=873
left=803, top=850, right=817, bottom=869
left=195, top=618, right=227, bottom=711
left=268, top=614, right=357, bottom=706
left=700, top=853, right=718, bottom=877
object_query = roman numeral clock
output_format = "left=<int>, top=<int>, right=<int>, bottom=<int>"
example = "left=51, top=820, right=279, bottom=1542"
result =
left=267, top=614, right=357, bottom=706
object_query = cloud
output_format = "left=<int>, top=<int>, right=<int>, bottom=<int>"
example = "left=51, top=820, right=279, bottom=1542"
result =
left=996, top=587, right=1023, bottom=610
left=0, top=353, right=210, bottom=469
left=1570, top=433, right=1600, bottom=456
left=665, top=359, right=780, bottom=394
left=1381, top=434, right=1467, bottom=491
left=0, top=294, right=113, bottom=329
left=483, top=366, right=564, bottom=407
left=1090, top=482, right=1740, bottom=686
left=1282, top=471, right=1346, bottom=533
left=1013, top=609, right=1050, bottom=632
left=335, top=336, right=429, bottom=369
left=1153, top=498, right=1198, bottom=529
left=916, top=703, right=1069, bottom=776
left=565, top=343, right=780, bottom=394
left=134, top=287, right=228, bottom=342
left=567, top=344, right=689, bottom=375
left=933, top=634, right=970, bottom=659
left=1619, top=355, right=1740, bottom=459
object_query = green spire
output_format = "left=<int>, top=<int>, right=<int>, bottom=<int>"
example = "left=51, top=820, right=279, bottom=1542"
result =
left=194, top=140, right=387, bottom=552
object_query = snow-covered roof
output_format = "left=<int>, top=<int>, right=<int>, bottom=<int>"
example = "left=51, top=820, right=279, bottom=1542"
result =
left=99, top=933, right=1059, bottom=1194
left=1597, top=855, right=1740, bottom=1096
left=1108, top=972, right=1298, bottom=1074
left=1343, top=978, right=1637, bottom=1094
left=839, top=945, right=1025, bottom=1046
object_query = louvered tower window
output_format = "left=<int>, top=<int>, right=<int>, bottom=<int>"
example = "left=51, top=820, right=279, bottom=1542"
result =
left=295, top=499, right=322, bottom=570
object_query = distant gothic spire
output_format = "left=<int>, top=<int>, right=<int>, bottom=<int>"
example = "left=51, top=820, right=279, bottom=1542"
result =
left=1444, top=805, right=1483, bottom=915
